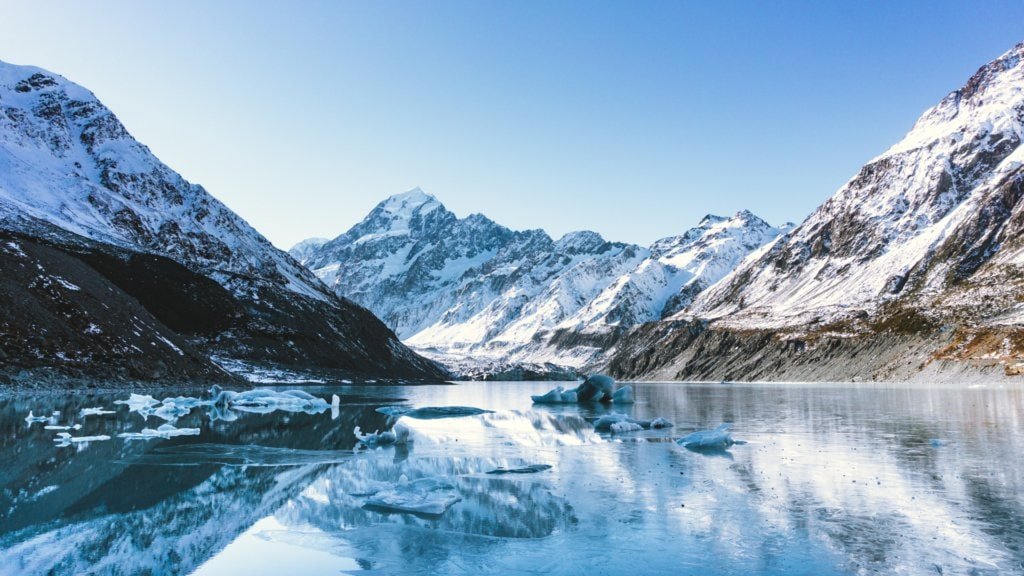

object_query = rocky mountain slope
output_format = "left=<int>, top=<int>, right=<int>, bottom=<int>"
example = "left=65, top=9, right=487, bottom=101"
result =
left=0, top=60, right=446, bottom=385
left=294, top=189, right=785, bottom=369
left=606, top=41, right=1024, bottom=381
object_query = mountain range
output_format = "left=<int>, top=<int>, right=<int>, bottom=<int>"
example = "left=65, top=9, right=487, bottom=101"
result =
left=0, top=60, right=446, bottom=386
left=292, top=189, right=788, bottom=373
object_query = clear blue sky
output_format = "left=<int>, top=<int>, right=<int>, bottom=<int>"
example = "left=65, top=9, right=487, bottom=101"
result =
left=2, top=1, right=1022, bottom=248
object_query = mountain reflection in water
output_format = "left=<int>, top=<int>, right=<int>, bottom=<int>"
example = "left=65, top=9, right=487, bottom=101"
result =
left=0, top=381, right=1022, bottom=575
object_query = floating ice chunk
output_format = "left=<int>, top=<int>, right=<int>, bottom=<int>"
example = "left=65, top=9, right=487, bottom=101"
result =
left=152, top=402, right=193, bottom=421
left=593, top=413, right=642, bottom=432
left=531, top=386, right=578, bottom=404
left=331, top=394, right=340, bottom=407
left=374, top=406, right=491, bottom=420
left=80, top=407, right=115, bottom=417
left=576, top=374, right=615, bottom=403
left=51, top=411, right=60, bottom=417
left=354, top=425, right=406, bottom=447
left=364, top=477, right=461, bottom=516
left=227, top=389, right=330, bottom=413
left=115, top=394, right=160, bottom=410
left=53, top=432, right=111, bottom=445
left=24, top=411, right=49, bottom=424
left=650, top=417, right=673, bottom=429
left=487, top=464, right=552, bottom=474
left=161, top=396, right=208, bottom=409
left=117, top=423, right=201, bottom=440
left=677, top=424, right=735, bottom=450
left=612, top=385, right=635, bottom=404
left=44, top=424, right=82, bottom=431
left=610, top=421, right=644, bottom=434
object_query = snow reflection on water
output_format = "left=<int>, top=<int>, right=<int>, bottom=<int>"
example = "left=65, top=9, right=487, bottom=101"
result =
left=0, top=381, right=1022, bottom=575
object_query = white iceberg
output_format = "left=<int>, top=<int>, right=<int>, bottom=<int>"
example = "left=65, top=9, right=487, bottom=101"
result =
left=650, top=417, right=673, bottom=429
left=677, top=424, right=735, bottom=450
left=364, top=476, right=461, bottom=516
left=223, top=389, right=330, bottom=413
left=117, top=423, right=201, bottom=440
left=44, top=424, right=82, bottom=431
left=80, top=407, right=115, bottom=417
left=611, top=385, right=635, bottom=404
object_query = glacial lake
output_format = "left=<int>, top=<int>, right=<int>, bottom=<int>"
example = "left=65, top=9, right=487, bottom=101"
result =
left=1, top=381, right=1022, bottom=575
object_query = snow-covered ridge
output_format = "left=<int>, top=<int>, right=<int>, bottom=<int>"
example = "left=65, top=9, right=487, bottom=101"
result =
left=293, top=190, right=786, bottom=366
left=0, top=59, right=329, bottom=300
left=689, top=41, right=1024, bottom=330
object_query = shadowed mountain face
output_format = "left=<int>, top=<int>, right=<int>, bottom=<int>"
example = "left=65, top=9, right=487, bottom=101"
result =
left=293, top=189, right=785, bottom=369
left=0, top=61, right=447, bottom=385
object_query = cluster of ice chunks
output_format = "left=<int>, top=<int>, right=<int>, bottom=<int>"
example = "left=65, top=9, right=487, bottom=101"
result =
left=532, top=374, right=636, bottom=405
left=354, top=425, right=408, bottom=448
left=592, top=413, right=675, bottom=434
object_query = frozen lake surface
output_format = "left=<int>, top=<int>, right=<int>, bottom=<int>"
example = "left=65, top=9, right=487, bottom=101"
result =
left=1, top=381, right=1023, bottom=575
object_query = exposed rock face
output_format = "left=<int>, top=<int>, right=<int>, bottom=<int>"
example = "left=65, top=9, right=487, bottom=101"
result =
left=607, top=42, right=1024, bottom=381
left=294, top=190, right=785, bottom=368
left=0, top=61, right=447, bottom=384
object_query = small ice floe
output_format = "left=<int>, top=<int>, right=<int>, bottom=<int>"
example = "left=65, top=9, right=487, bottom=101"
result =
left=117, top=423, right=201, bottom=440
left=215, top=388, right=330, bottom=414
left=24, top=411, right=50, bottom=425
left=353, top=425, right=406, bottom=447
left=114, top=394, right=160, bottom=410
left=487, top=464, right=552, bottom=475
left=44, top=424, right=82, bottom=431
left=592, top=413, right=672, bottom=434
left=53, top=432, right=111, bottom=445
left=331, top=394, right=340, bottom=407
left=677, top=424, right=736, bottom=450
left=364, top=476, right=461, bottom=516
left=530, top=385, right=578, bottom=404
left=374, top=406, right=492, bottom=420
left=152, top=402, right=193, bottom=421
left=80, top=407, right=115, bottom=417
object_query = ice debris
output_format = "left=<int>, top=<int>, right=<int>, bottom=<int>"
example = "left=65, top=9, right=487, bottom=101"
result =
left=487, top=464, right=552, bottom=475
left=44, top=424, right=82, bottom=431
left=532, top=375, right=636, bottom=405
left=364, top=476, right=461, bottom=516
left=24, top=411, right=49, bottom=424
left=53, top=432, right=111, bottom=445
left=214, top=388, right=330, bottom=414
left=114, top=394, right=160, bottom=410
left=592, top=413, right=672, bottom=433
left=677, top=424, right=735, bottom=450
left=80, top=407, right=115, bottom=417
left=117, top=423, right=201, bottom=440
left=354, top=425, right=407, bottom=447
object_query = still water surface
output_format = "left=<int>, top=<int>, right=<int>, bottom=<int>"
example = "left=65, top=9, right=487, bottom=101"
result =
left=1, top=381, right=1022, bottom=575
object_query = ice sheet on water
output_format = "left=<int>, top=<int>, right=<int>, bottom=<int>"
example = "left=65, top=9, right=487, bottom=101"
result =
left=80, top=407, right=115, bottom=417
left=374, top=406, right=492, bottom=420
left=117, top=423, right=201, bottom=440
left=363, top=476, right=461, bottom=517
left=677, top=423, right=735, bottom=450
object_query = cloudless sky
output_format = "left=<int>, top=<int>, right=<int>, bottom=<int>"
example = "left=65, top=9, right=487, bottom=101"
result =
left=2, top=1, right=1023, bottom=248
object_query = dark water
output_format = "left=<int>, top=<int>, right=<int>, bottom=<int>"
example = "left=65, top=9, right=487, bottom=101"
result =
left=1, top=381, right=1022, bottom=575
